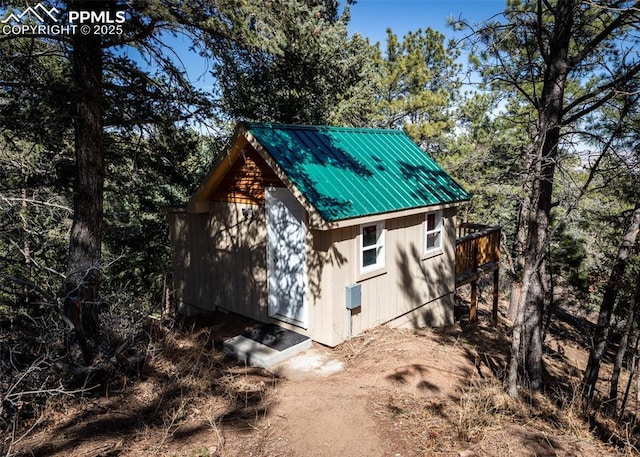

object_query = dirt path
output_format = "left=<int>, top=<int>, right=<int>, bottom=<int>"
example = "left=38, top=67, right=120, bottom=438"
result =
left=9, top=314, right=626, bottom=457
left=271, top=376, right=382, bottom=456
left=255, top=329, right=472, bottom=457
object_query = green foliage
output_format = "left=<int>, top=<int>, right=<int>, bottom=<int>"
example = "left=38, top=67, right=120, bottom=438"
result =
left=0, top=24, right=71, bottom=313
left=567, top=93, right=640, bottom=309
left=0, top=0, right=235, bottom=318
left=211, top=0, right=378, bottom=125
left=437, top=91, right=530, bottom=240
left=373, top=28, right=462, bottom=149
left=461, top=0, right=640, bottom=289
left=612, top=257, right=640, bottom=320
left=0, top=132, right=72, bottom=313
left=549, top=225, right=590, bottom=296
left=102, top=126, right=217, bottom=306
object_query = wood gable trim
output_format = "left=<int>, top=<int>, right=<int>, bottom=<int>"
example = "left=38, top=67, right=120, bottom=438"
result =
left=241, top=126, right=330, bottom=227
left=187, top=128, right=248, bottom=213
left=187, top=125, right=288, bottom=212
left=208, top=144, right=283, bottom=205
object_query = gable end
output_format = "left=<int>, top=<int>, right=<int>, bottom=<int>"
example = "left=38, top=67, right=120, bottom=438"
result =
left=209, top=147, right=284, bottom=205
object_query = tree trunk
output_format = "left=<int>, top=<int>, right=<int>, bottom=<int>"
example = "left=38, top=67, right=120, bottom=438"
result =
left=583, top=199, right=640, bottom=401
left=512, top=163, right=556, bottom=379
left=608, top=279, right=638, bottom=415
left=508, top=288, right=525, bottom=397
left=508, top=142, right=538, bottom=321
left=508, top=199, right=529, bottom=321
left=543, top=249, right=556, bottom=342
left=64, top=1, right=106, bottom=364
left=620, top=331, right=640, bottom=420
left=509, top=0, right=575, bottom=395
left=20, top=156, right=32, bottom=304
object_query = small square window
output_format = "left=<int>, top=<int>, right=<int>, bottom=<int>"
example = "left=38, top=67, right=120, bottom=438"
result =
left=425, top=211, right=443, bottom=253
left=360, top=221, right=385, bottom=273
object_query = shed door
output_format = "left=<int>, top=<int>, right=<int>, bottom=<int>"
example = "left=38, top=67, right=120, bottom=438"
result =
left=266, top=188, right=308, bottom=328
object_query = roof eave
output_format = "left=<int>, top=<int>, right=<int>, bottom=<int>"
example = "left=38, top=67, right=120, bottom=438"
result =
left=309, top=199, right=468, bottom=230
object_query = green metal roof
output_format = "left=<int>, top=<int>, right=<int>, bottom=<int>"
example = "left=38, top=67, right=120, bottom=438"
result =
left=244, top=122, right=470, bottom=222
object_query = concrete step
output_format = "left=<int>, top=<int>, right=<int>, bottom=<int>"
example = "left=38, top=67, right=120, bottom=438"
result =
left=223, top=324, right=312, bottom=368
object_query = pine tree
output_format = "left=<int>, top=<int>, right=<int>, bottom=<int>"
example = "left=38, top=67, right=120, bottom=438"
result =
left=0, top=0, right=252, bottom=363
left=211, top=0, right=378, bottom=126
left=373, top=27, right=461, bottom=149
left=465, top=0, right=640, bottom=395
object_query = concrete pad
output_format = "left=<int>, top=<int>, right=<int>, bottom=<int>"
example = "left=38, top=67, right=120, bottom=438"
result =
left=272, top=348, right=344, bottom=380
left=223, top=325, right=312, bottom=368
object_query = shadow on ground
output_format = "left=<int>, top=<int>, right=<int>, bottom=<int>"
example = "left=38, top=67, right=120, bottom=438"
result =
left=15, top=311, right=279, bottom=457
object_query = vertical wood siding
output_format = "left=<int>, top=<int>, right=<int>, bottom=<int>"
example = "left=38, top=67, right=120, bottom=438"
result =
left=308, top=225, right=357, bottom=345
left=168, top=143, right=285, bottom=320
left=168, top=211, right=210, bottom=314
left=167, top=203, right=268, bottom=320
left=308, top=207, right=457, bottom=346
left=169, top=203, right=458, bottom=347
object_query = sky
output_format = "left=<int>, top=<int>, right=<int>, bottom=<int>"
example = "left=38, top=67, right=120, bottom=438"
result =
left=160, top=0, right=508, bottom=92
left=347, top=0, right=505, bottom=45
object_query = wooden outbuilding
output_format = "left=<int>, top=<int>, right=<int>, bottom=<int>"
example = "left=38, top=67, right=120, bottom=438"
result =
left=166, top=122, right=497, bottom=347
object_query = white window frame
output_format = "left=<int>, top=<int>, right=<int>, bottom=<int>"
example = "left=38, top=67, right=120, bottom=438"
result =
left=360, top=221, right=385, bottom=274
left=425, top=210, right=443, bottom=254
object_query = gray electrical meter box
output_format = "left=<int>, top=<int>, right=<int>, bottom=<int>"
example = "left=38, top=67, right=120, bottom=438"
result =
left=345, top=283, right=361, bottom=310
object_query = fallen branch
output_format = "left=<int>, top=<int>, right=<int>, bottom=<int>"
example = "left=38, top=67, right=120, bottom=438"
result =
left=3, top=385, right=96, bottom=407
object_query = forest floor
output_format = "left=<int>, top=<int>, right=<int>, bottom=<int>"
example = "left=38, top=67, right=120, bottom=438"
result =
left=6, top=297, right=640, bottom=457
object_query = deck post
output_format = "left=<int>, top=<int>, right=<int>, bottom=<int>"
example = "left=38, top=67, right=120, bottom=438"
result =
left=470, top=281, right=477, bottom=322
left=455, top=224, right=501, bottom=324
left=470, top=242, right=479, bottom=323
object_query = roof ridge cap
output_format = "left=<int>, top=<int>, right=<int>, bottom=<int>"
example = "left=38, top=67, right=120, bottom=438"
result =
left=242, top=121, right=403, bottom=134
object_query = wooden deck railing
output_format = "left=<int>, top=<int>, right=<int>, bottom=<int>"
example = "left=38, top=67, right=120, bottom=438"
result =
left=455, top=224, right=501, bottom=279
left=455, top=223, right=501, bottom=322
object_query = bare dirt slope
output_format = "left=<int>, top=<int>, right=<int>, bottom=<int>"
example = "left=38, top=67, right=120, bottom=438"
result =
left=6, top=305, right=634, bottom=457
